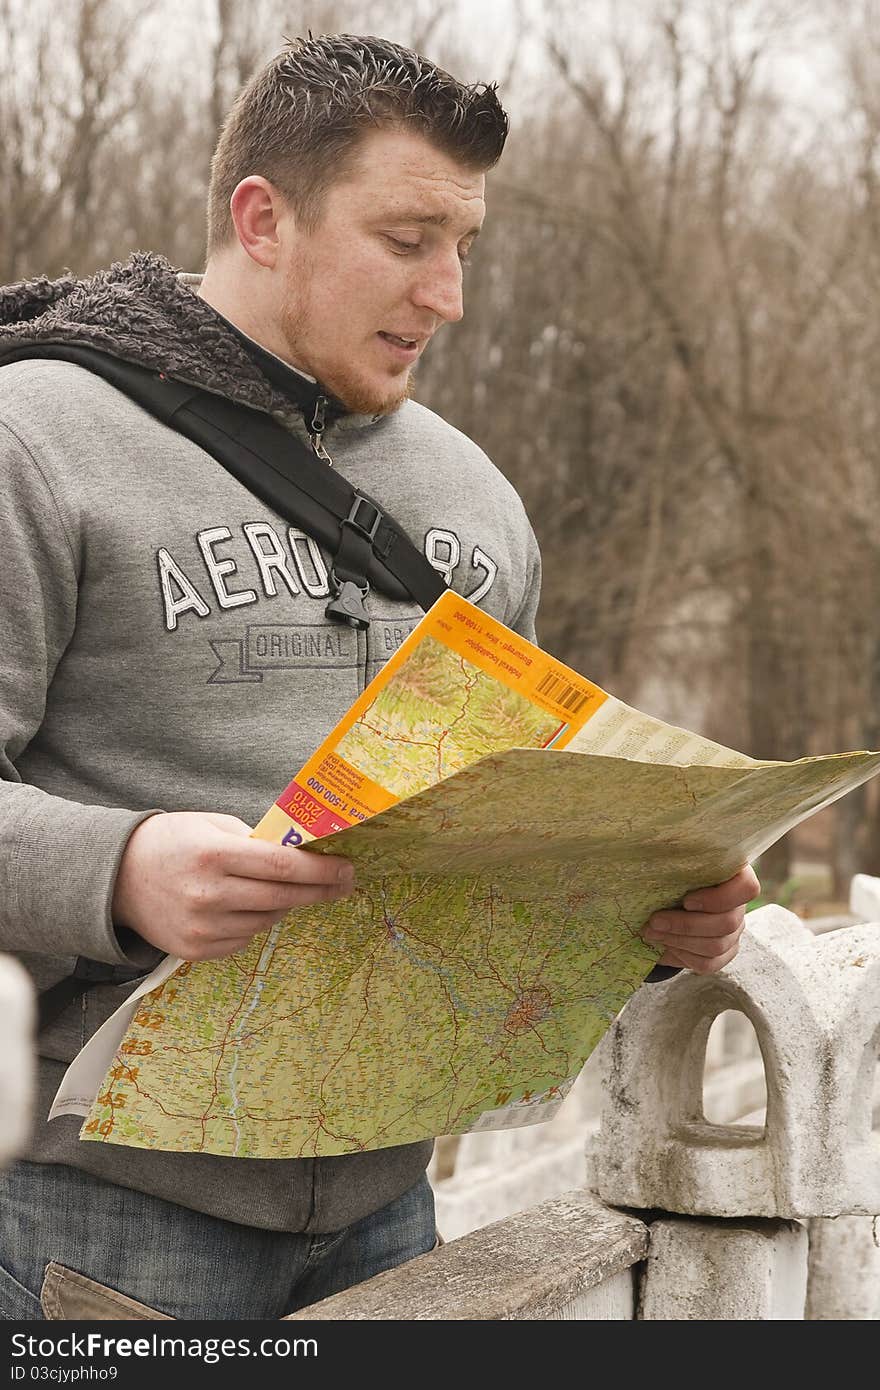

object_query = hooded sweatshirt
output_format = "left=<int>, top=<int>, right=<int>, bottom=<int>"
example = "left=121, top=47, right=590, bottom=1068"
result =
left=0, top=253, right=541, bottom=1232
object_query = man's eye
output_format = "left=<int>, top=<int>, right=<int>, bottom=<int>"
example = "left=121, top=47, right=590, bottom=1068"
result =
left=386, top=236, right=419, bottom=253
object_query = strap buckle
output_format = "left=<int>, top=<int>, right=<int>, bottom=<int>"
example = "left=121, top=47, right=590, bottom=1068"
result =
left=343, top=495, right=382, bottom=541
left=324, top=493, right=382, bottom=629
left=325, top=578, right=371, bottom=630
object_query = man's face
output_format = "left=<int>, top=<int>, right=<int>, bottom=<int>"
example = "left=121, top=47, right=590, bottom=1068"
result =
left=276, top=127, right=486, bottom=415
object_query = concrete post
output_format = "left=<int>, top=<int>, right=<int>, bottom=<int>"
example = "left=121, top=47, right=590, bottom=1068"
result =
left=639, top=1217, right=808, bottom=1320
left=0, top=954, right=34, bottom=1165
left=806, top=1216, right=880, bottom=1320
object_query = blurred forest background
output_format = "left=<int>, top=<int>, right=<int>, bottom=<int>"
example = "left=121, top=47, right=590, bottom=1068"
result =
left=2, top=0, right=880, bottom=899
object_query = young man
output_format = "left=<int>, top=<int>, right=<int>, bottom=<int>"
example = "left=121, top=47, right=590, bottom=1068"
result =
left=0, top=35, right=756, bottom=1319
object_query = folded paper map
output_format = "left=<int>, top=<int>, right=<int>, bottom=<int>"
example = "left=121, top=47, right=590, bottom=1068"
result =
left=51, top=592, right=880, bottom=1158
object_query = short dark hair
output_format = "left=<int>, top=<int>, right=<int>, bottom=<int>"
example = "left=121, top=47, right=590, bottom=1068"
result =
left=206, top=33, right=509, bottom=254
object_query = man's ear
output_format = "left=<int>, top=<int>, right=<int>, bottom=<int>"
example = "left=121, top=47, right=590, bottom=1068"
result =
left=229, top=176, right=288, bottom=269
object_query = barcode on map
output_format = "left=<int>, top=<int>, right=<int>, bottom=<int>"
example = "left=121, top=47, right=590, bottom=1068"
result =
left=535, top=671, right=591, bottom=714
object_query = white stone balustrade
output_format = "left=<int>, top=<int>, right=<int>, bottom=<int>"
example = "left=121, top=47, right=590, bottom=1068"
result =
left=850, top=872, right=880, bottom=923
left=639, top=1217, right=809, bottom=1319
left=593, top=905, right=880, bottom=1219
left=0, top=954, right=34, bottom=1166
left=285, top=1191, right=648, bottom=1320
left=806, top=1215, right=880, bottom=1319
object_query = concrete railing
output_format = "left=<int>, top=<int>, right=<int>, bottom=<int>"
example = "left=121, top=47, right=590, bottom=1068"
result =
left=286, top=1190, right=648, bottom=1320
left=0, top=955, right=33, bottom=1166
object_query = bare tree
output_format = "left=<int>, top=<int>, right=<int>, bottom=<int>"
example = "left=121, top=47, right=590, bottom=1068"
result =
left=507, top=0, right=871, bottom=888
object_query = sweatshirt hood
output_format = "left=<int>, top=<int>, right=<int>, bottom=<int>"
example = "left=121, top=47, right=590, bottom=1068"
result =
left=0, top=252, right=370, bottom=434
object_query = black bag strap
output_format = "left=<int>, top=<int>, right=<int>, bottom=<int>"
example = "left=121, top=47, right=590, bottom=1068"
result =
left=36, top=974, right=94, bottom=1033
left=36, top=958, right=148, bottom=1033
left=2, top=344, right=447, bottom=625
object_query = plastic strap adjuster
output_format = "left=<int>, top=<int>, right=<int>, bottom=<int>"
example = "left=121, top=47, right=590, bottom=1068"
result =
left=343, top=495, right=382, bottom=541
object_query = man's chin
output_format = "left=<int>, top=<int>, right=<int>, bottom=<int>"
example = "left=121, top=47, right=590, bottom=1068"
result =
left=328, top=369, right=415, bottom=418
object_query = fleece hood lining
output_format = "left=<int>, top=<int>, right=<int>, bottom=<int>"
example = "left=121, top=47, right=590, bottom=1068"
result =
left=0, top=253, right=376, bottom=435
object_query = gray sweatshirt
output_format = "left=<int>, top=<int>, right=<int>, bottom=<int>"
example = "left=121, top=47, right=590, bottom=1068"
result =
left=0, top=255, right=541, bottom=1232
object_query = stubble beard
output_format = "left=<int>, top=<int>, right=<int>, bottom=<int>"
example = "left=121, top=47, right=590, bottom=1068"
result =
left=321, top=365, right=415, bottom=418
left=280, top=271, right=414, bottom=418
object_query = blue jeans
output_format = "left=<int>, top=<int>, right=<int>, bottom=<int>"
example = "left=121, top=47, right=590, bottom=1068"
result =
left=0, top=1162, right=436, bottom=1320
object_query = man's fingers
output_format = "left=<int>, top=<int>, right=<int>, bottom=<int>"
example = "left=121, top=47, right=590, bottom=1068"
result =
left=645, top=907, right=745, bottom=941
left=179, top=890, right=352, bottom=958
left=682, top=864, right=759, bottom=913
left=113, top=812, right=359, bottom=964
left=648, top=931, right=743, bottom=958
left=220, top=838, right=355, bottom=887
left=202, top=875, right=355, bottom=914
left=656, top=943, right=740, bottom=975
left=643, top=875, right=752, bottom=975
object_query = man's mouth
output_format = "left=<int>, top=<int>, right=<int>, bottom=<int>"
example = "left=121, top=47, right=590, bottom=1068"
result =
left=378, top=331, right=422, bottom=350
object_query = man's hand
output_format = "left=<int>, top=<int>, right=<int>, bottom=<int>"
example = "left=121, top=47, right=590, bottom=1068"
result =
left=112, top=812, right=355, bottom=961
left=642, top=864, right=759, bottom=975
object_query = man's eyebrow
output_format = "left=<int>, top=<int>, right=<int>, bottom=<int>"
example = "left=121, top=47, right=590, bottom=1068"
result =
left=381, top=210, right=482, bottom=238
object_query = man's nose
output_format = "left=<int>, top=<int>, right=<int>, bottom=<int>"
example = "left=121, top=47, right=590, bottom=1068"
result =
left=412, top=255, right=464, bottom=324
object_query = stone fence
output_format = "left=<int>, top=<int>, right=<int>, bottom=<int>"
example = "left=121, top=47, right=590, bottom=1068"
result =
left=0, top=955, right=33, bottom=1169
left=3, top=884, right=879, bottom=1320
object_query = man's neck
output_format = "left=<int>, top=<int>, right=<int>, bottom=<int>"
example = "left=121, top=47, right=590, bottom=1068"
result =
left=197, top=262, right=310, bottom=377
left=186, top=266, right=343, bottom=416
